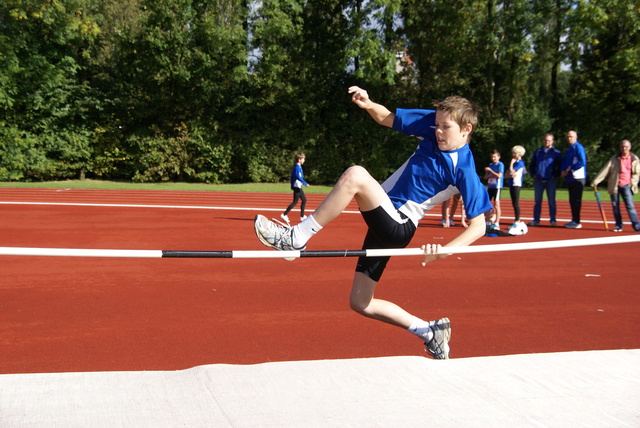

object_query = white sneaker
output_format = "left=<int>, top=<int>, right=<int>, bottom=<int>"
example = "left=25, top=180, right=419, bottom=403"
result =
left=424, top=318, right=451, bottom=360
left=300, top=215, right=307, bottom=221
left=280, top=213, right=290, bottom=224
left=254, top=215, right=305, bottom=252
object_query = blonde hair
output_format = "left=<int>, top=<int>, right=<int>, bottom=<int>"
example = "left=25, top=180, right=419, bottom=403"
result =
left=433, top=96, right=481, bottom=140
left=512, top=145, right=526, bottom=156
left=295, top=153, right=306, bottom=163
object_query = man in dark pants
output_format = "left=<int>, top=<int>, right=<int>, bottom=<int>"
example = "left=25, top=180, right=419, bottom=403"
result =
left=562, top=130, right=587, bottom=229
left=528, top=134, right=563, bottom=227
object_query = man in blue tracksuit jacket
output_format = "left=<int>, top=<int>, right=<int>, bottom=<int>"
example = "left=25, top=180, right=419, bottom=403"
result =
left=561, top=130, right=587, bottom=228
left=528, top=133, right=562, bottom=226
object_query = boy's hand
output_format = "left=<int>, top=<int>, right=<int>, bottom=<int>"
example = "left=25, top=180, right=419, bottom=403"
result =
left=348, top=86, right=370, bottom=109
left=420, top=244, right=446, bottom=266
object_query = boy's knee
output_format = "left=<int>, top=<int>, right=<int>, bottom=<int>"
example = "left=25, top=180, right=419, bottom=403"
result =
left=337, top=165, right=370, bottom=190
left=349, top=299, right=368, bottom=315
left=349, top=291, right=371, bottom=315
left=341, top=165, right=367, bottom=180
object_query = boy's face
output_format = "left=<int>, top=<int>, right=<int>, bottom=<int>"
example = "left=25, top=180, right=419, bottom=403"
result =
left=491, top=153, right=500, bottom=163
left=434, top=110, right=470, bottom=151
left=512, top=152, right=522, bottom=160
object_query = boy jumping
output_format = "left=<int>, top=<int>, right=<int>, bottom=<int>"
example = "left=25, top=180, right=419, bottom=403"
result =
left=254, top=87, right=491, bottom=359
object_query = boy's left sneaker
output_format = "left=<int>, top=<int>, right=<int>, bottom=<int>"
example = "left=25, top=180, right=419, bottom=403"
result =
left=254, top=215, right=306, bottom=251
left=424, top=318, right=451, bottom=360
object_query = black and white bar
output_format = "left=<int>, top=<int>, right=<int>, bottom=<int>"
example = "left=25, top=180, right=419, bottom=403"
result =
left=0, top=235, right=639, bottom=259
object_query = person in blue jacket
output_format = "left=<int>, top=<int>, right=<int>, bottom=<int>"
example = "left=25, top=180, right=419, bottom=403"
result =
left=561, top=130, right=587, bottom=229
left=281, top=153, right=310, bottom=224
left=528, top=134, right=562, bottom=227
left=254, top=86, right=492, bottom=360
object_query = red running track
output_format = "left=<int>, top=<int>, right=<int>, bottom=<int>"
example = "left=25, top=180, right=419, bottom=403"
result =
left=1, top=187, right=639, bottom=374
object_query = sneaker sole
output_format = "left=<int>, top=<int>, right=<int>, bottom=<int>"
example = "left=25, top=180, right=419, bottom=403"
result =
left=254, top=215, right=278, bottom=250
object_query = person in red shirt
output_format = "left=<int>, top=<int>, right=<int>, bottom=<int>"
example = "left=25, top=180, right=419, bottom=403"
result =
left=591, top=140, right=640, bottom=232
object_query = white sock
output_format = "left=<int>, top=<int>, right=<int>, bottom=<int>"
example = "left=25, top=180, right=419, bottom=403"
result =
left=291, top=214, right=322, bottom=248
left=408, top=317, right=433, bottom=343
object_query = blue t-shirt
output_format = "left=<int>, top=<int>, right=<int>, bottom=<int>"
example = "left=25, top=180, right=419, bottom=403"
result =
left=386, top=108, right=492, bottom=225
left=486, top=161, right=504, bottom=189
left=508, top=159, right=526, bottom=187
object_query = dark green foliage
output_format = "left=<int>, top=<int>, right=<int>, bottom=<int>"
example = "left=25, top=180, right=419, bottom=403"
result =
left=1, top=0, right=639, bottom=183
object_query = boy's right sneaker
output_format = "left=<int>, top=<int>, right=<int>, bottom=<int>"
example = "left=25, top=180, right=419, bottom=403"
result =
left=254, top=215, right=306, bottom=251
left=424, top=318, right=451, bottom=360
left=527, top=220, right=540, bottom=227
left=280, top=213, right=290, bottom=224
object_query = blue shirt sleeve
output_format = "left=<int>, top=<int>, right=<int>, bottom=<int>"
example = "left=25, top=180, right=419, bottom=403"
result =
left=392, top=109, right=437, bottom=142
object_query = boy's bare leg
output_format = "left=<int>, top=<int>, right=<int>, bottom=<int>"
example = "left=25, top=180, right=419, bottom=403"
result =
left=311, top=166, right=388, bottom=227
left=350, top=271, right=451, bottom=359
left=349, top=272, right=413, bottom=328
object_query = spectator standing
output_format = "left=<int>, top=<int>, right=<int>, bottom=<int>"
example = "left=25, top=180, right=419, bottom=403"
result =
left=484, top=149, right=504, bottom=229
left=591, top=139, right=640, bottom=232
left=561, top=130, right=587, bottom=229
left=528, top=134, right=562, bottom=227
left=507, top=145, right=526, bottom=229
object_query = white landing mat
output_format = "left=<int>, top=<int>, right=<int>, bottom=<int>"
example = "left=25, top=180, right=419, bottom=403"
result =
left=1, top=350, right=639, bottom=427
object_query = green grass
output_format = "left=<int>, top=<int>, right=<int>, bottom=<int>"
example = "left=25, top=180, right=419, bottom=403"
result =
left=0, top=180, right=334, bottom=194
left=0, top=179, right=599, bottom=201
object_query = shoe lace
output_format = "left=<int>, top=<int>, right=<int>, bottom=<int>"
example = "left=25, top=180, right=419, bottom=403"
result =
left=268, top=218, right=295, bottom=249
left=272, top=217, right=291, bottom=228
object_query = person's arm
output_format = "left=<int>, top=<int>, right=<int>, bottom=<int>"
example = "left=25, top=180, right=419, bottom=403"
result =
left=421, top=214, right=485, bottom=266
left=573, top=145, right=587, bottom=171
left=631, top=155, right=640, bottom=191
left=506, top=158, right=516, bottom=178
left=348, top=86, right=395, bottom=128
left=295, top=165, right=309, bottom=186
left=553, top=151, right=563, bottom=178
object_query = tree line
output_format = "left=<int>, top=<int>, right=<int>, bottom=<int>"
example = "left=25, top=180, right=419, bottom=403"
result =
left=1, top=0, right=638, bottom=185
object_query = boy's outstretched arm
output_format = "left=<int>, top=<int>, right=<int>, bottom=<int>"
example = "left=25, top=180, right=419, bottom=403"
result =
left=421, top=214, right=486, bottom=266
left=348, top=86, right=395, bottom=128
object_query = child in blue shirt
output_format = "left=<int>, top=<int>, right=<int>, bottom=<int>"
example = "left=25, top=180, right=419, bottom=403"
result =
left=254, top=86, right=492, bottom=359
left=507, top=145, right=527, bottom=229
left=281, top=153, right=309, bottom=224
left=484, top=149, right=504, bottom=229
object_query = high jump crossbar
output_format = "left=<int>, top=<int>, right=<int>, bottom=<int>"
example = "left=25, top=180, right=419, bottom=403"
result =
left=0, top=235, right=639, bottom=259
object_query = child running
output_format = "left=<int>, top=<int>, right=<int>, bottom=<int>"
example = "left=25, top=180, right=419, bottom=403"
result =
left=254, top=86, right=491, bottom=359
left=281, top=153, right=309, bottom=224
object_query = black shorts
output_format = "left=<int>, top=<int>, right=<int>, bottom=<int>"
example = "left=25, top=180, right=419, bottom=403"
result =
left=355, top=206, right=417, bottom=282
left=488, top=187, right=501, bottom=201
